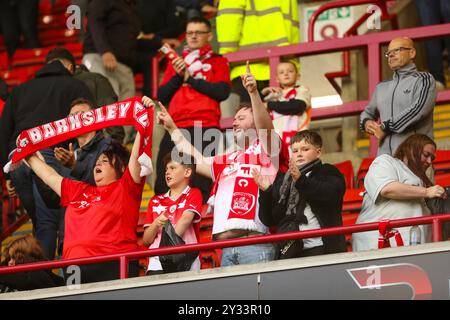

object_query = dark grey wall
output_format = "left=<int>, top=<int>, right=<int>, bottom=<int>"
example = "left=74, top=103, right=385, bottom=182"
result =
left=50, top=250, right=450, bottom=300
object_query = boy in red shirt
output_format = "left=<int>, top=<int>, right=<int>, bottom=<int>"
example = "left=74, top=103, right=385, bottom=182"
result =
left=143, top=153, right=202, bottom=275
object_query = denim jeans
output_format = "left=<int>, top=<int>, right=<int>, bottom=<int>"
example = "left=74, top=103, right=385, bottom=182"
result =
left=33, top=180, right=65, bottom=260
left=220, top=243, right=275, bottom=267
left=9, top=162, right=36, bottom=228
left=414, top=0, right=450, bottom=84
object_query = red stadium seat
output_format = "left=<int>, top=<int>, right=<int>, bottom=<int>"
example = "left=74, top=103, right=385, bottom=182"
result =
left=39, top=13, right=69, bottom=31
left=39, top=29, right=80, bottom=47
left=335, top=160, right=354, bottom=189
left=198, top=204, right=221, bottom=269
left=356, top=157, right=374, bottom=188
left=11, top=48, right=53, bottom=68
left=63, top=42, right=83, bottom=59
left=0, top=99, right=4, bottom=116
left=435, top=172, right=450, bottom=187
left=0, top=51, right=9, bottom=70
left=0, top=66, right=40, bottom=87
left=434, top=150, right=450, bottom=175
left=39, top=0, right=70, bottom=15
left=342, top=188, right=364, bottom=252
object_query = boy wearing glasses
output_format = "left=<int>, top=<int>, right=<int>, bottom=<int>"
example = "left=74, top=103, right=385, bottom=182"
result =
left=157, top=16, right=231, bottom=202
left=360, top=37, right=436, bottom=155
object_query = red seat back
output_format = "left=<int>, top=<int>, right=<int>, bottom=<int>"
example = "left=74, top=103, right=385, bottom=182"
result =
left=335, top=160, right=354, bottom=189
left=434, top=150, right=450, bottom=175
left=435, top=172, right=450, bottom=187
left=356, top=157, right=374, bottom=188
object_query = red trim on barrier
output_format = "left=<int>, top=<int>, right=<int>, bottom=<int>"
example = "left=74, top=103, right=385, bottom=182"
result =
left=0, top=213, right=450, bottom=277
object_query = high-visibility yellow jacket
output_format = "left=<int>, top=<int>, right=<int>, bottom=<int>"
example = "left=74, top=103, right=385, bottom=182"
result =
left=217, top=0, right=299, bottom=81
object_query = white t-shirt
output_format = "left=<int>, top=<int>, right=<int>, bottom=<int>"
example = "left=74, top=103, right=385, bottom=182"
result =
left=299, top=203, right=323, bottom=249
left=352, top=154, right=431, bottom=251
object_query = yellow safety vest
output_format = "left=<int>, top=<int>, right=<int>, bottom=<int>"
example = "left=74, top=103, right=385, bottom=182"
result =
left=217, top=0, right=300, bottom=81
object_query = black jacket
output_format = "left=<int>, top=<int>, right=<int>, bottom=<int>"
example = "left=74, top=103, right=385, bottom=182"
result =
left=259, top=163, right=347, bottom=254
left=74, top=64, right=118, bottom=107
left=0, top=270, right=64, bottom=293
left=0, top=77, right=7, bottom=101
left=0, top=61, right=93, bottom=172
left=83, top=0, right=141, bottom=69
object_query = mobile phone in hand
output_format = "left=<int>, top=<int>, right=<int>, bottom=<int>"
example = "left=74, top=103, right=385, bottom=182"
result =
left=159, top=44, right=179, bottom=62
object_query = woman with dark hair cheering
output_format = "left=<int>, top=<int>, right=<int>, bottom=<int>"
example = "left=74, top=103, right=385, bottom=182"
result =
left=353, top=134, right=446, bottom=251
left=24, top=131, right=145, bottom=283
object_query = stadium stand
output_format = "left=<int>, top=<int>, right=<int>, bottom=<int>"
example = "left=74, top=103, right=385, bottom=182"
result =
left=1, top=0, right=450, bottom=292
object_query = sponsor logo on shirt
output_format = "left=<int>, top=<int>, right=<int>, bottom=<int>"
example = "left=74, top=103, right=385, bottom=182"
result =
left=71, top=192, right=101, bottom=209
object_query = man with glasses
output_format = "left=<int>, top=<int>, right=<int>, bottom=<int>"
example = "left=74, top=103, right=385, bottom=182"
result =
left=360, top=37, right=437, bottom=155
left=157, top=16, right=231, bottom=201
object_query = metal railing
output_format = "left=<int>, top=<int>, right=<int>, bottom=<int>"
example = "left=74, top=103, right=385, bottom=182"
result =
left=308, top=0, right=397, bottom=95
left=0, top=213, right=449, bottom=280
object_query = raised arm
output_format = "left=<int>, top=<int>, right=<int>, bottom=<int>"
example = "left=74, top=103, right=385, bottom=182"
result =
left=143, top=96, right=212, bottom=179
left=242, top=61, right=278, bottom=155
left=128, top=131, right=143, bottom=184
left=26, top=153, right=63, bottom=197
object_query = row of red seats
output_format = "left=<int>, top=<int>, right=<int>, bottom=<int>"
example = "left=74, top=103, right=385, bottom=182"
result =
left=335, top=150, right=450, bottom=191
left=39, top=0, right=70, bottom=15
left=330, top=151, right=450, bottom=250
left=0, top=43, right=83, bottom=88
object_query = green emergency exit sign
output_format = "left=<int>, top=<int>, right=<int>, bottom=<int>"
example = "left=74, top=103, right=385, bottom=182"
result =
left=307, top=6, right=351, bottom=21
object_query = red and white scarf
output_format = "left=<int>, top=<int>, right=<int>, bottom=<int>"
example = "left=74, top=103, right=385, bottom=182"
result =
left=182, top=44, right=214, bottom=80
left=283, top=87, right=298, bottom=100
left=208, top=141, right=272, bottom=231
left=4, top=96, right=154, bottom=176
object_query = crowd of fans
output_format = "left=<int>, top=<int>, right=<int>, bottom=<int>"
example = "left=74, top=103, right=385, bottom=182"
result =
left=0, top=0, right=449, bottom=291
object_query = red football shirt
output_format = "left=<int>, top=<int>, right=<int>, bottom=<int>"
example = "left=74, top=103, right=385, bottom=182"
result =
left=160, top=54, right=231, bottom=128
left=144, top=186, right=202, bottom=271
left=0, top=99, right=4, bottom=117
left=60, top=168, right=144, bottom=259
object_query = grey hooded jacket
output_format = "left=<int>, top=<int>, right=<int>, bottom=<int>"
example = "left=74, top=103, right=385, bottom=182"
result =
left=360, top=63, right=436, bottom=155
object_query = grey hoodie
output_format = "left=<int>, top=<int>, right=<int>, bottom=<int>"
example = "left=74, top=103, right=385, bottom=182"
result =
left=360, top=63, right=436, bottom=155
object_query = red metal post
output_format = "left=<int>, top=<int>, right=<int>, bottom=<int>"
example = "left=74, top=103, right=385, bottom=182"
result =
left=268, top=55, right=280, bottom=87
left=367, top=42, right=381, bottom=157
left=119, top=256, right=128, bottom=279
left=151, top=56, right=160, bottom=100
left=432, top=218, right=442, bottom=242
